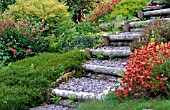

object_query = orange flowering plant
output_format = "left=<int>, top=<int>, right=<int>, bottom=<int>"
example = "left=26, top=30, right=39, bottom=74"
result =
left=116, top=42, right=170, bottom=99
left=89, top=0, right=121, bottom=23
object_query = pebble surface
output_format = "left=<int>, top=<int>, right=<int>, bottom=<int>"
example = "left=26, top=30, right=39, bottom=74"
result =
left=94, top=46, right=130, bottom=50
left=30, top=104, right=75, bottom=110
left=84, top=58, right=127, bottom=68
left=57, top=77, right=117, bottom=94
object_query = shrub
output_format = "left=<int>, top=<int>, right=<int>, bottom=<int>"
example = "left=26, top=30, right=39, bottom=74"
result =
left=89, top=0, right=121, bottom=23
left=2, top=0, right=74, bottom=48
left=130, top=19, right=170, bottom=52
left=109, top=0, right=147, bottom=20
left=99, top=15, right=126, bottom=32
left=3, top=0, right=69, bottom=23
left=0, top=0, right=15, bottom=12
left=75, top=22, right=100, bottom=34
left=70, top=35, right=95, bottom=49
left=116, top=42, right=170, bottom=99
left=59, top=0, right=101, bottom=23
left=0, top=18, right=50, bottom=68
left=0, top=49, right=88, bottom=110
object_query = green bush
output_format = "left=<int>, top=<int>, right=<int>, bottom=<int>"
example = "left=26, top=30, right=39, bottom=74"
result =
left=130, top=19, right=170, bottom=51
left=75, top=22, right=100, bottom=34
left=0, top=17, right=51, bottom=68
left=2, top=0, right=74, bottom=45
left=0, top=49, right=88, bottom=110
left=109, top=0, right=147, bottom=20
left=0, top=0, right=16, bottom=12
left=70, top=35, right=95, bottom=49
left=59, top=0, right=100, bottom=23
left=2, top=0, right=69, bottom=23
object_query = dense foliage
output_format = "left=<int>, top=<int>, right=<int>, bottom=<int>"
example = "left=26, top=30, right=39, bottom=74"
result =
left=109, top=0, right=147, bottom=20
left=0, top=17, right=51, bottom=68
left=0, top=0, right=15, bottom=12
left=0, top=50, right=88, bottom=110
left=88, top=0, right=121, bottom=24
left=130, top=19, right=170, bottom=52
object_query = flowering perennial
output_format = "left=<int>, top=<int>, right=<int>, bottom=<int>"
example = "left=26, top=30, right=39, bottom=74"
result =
left=116, top=42, right=170, bottom=99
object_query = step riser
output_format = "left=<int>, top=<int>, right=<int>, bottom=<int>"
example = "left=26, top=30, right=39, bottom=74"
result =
left=130, top=28, right=143, bottom=32
left=138, top=8, right=170, bottom=20
left=102, top=32, right=141, bottom=46
left=110, top=42, right=131, bottom=46
left=82, top=64, right=124, bottom=76
left=142, top=6, right=163, bottom=12
left=52, top=84, right=119, bottom=100
left=123, top=18, right=170, bottom=32
left=90, top=50, right=132, bottom=57
left=54, top=100, right=80, bottom=109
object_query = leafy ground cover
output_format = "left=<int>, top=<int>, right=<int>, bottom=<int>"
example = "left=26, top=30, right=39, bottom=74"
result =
left=0, top=49, right=88, bottom=110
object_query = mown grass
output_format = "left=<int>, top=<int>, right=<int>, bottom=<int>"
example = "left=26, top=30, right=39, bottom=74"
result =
left=77, top=93, right=170, bottom=110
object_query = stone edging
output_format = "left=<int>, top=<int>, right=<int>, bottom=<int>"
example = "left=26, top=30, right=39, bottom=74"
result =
left=46, top=70, right=76, bottom=103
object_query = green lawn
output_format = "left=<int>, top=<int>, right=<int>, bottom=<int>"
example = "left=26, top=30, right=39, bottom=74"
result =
left=77, top=93, right=170, bottom=110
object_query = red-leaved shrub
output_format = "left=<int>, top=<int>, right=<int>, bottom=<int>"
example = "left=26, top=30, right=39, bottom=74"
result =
left=116, top=42, right=170, bottom=99
left=88, top=0, right=121, bottom=23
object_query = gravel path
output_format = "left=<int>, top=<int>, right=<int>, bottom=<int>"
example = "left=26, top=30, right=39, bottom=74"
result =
left=116, top=32, right=141, bottom=35
left=57, top=77, right=117, bottom=94
left=110, top=41, right=131, bottom=46
left=30, top=104, right=75, bottom=110
left=93, top=46, right=130, bottom=50
left=84, top=58, right=127, bottom=68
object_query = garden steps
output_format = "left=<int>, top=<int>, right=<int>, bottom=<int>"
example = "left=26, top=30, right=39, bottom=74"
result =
left=122, top=18, right=170, bottom=32
left=82, top=59, right=126, bottom=76
left=52, top=76, right=119, bottom=101
left=50, top=5, right=170, bottom=110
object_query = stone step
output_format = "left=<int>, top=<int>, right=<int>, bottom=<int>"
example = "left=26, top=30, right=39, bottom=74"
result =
left=90, top=46, right=132, bottom=57
left=122, top=18, right=170, bottom=32
left=82, top=59, right=126, bottom=76
left=109, top=41, right=131, bottom=46
left=85, top=73, right=122, bottom=83
left=138, top=8, right=170, bottom=20
left=102, top=32, right=141, bottom=46
left=52, top=77, right=119, bottom=100
left=54, top=99, right=81, bottom=109
left=142, top=6, right=163, bottom=12
left=30, top=104, right=75, bottom=110
left=130, top=28, right=144, bottom=32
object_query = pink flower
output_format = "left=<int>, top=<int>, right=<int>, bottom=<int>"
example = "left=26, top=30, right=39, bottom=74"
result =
left=23, top=32, right=28, bottom=35
left=18, top=23, right=24, bottom=27
left=1, top=22, right=7, bottom=27
left=8, top=11, right=12, bottom=18
left=0, top=31, right=2, bottom=35
left=25, top=49, right=32, bottom=53
left=51, top=30, right=56, bottom=33
left=8, top=20, right=14, bottom=25
left=32, top=28, right=36, bottom=34
left=9, top=47, right=17, bottom=55
left=29, top=22, right=34, bottom=25
left=47, top=34, right=52, bottom=36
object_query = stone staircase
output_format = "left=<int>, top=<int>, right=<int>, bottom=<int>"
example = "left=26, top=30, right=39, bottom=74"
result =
left=31, top=5, right=170, bottom=110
